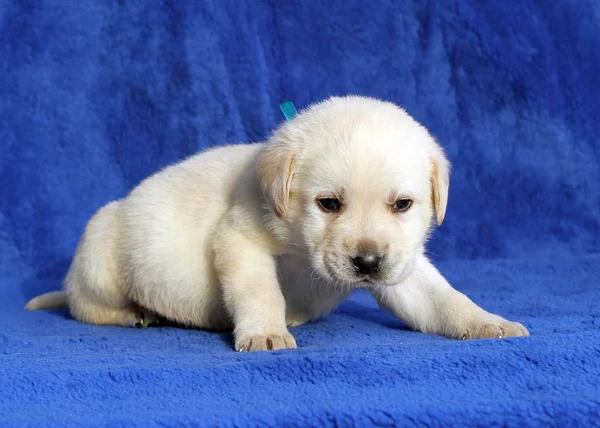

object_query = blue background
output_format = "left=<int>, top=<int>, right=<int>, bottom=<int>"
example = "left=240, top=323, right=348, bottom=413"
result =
left=1, top=1, right=598, bottom=426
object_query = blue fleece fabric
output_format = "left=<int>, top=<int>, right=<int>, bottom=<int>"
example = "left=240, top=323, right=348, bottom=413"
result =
left=1, top=1, right=599, bottom=426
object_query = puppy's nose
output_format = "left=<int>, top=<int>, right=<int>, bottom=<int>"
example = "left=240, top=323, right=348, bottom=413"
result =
left=352, top=253, right=381, bottom=275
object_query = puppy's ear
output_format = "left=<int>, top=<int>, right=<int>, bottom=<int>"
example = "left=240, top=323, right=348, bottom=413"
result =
left=430, top=143, right=450, bottom=226
left=256, top=142, right=296, bottom=219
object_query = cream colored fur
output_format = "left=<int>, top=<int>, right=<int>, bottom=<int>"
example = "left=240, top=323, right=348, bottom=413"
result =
left=26, top=96, right=529, bottom=351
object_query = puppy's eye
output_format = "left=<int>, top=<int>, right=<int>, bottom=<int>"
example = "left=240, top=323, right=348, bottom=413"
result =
left=393, top=199, right=413, bottom=212
left=318, top=198, right=341, bottom=212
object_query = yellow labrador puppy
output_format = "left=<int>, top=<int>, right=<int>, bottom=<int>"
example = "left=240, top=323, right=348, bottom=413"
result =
left=26, top=96, right=529, bottom=351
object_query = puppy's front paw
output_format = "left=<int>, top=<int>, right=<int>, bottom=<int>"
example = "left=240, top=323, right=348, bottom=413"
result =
left=235, top=331, right=297, bottom=352
left=462, top=316, right=529, bottom=340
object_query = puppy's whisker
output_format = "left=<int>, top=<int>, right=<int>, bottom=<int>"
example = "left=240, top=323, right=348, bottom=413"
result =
left=300, top=265, right=313, bottom=275
left=424, top=249, right=440, bottom=259
left=309, top=268, right=319, bottom=294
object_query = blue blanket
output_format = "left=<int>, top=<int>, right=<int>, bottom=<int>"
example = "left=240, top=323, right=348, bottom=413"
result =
left=1, top=1, right=598, bottom=426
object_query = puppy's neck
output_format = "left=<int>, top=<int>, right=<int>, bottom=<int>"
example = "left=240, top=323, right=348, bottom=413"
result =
left=261, top=209, right=303, bottom=256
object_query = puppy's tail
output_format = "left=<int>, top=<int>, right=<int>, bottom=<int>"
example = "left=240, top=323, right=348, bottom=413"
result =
left=25, top=291, right=68, bottom=311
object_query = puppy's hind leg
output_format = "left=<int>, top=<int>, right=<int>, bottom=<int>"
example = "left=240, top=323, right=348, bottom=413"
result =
left=68, top=293, right=157, bottom=328
left=65, top=261, right=159, bottom=328
left=65, top=201, right=158, bottom=328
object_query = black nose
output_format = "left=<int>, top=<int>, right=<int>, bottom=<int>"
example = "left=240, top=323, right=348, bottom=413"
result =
left=352, top=253, right=382, bottom=275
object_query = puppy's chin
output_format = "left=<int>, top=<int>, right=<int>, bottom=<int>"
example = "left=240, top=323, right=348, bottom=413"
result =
left=317, top=273, right=403, bottom=289
left=354, top=275, right=407, bottom=288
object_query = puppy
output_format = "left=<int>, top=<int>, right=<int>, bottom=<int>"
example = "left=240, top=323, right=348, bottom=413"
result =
left=26, top=96, right=529, bottom=351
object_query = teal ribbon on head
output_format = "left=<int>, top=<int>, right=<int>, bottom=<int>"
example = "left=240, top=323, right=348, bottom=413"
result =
left=279, top=101, right=297, bottom=120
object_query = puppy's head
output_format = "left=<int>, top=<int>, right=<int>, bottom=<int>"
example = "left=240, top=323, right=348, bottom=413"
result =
left=258, top=96, right=449, bottom=286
